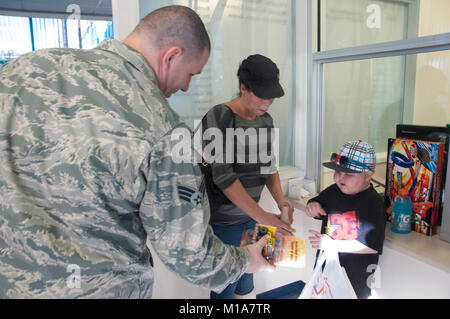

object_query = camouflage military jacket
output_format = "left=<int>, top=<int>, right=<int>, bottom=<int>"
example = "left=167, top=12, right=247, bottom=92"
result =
left=0, top=39, right=251, bottom=298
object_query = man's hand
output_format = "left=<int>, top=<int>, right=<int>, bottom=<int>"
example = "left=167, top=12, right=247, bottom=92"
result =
left=245, top=235, right=276, bottom=274
left=305, top=201, right=326, bottom=219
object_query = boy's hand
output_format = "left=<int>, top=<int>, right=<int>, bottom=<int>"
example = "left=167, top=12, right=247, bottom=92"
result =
left=308, top=229, right=334, bottom=250
left=308, top=230, right=378, bottom=254
left=305, top=201, right=326, bottom=219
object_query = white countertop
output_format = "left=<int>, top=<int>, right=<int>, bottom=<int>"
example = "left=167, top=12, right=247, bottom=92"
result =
left=384, top=225, right=450, bottom=273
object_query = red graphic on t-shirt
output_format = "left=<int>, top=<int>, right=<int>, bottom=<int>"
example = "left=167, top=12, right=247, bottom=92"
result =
left=328, top=210, right=360, bottom=240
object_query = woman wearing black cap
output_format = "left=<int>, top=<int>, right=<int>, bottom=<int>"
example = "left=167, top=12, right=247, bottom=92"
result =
left=199, top=54, right=295, bottom=299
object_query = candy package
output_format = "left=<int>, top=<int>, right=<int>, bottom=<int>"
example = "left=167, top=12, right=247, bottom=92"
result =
left=240, top=224, right=305, bottom=268
left=385, top=137, right=446, bottom=236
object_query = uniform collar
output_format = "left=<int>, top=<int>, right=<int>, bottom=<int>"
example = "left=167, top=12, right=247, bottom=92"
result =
left=96, top=38, right=158, bottom=86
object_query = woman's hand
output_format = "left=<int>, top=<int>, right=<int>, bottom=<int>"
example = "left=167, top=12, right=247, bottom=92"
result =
left=221, top=180, right=295, bottom=235
left=277, top=200, right=294, bottom=224
left=257, top=211, right=295, bottom=236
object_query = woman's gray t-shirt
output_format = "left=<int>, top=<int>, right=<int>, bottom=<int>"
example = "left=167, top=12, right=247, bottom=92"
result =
left=200, top=104, right=277, bottom=226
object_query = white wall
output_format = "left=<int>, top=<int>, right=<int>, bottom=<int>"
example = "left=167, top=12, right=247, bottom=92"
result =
left=111, top=0, right=139, bottom=41
left=412, top=0, right=450, bottom=126
left=294, top=0, right=309, bottom=173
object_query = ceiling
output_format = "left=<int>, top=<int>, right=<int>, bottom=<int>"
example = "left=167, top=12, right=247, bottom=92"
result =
left=0, top=0, right=112, bottom=19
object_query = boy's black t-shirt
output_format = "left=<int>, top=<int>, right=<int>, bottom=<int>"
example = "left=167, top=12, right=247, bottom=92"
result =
left=308, top=183, right=386, bottom=298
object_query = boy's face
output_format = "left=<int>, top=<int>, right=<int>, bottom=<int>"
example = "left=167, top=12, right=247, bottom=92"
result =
left=333, top=170, right=373, bottom=195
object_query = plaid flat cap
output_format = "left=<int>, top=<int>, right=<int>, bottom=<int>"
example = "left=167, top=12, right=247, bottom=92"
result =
left=323, top=140, right=376, bottom=173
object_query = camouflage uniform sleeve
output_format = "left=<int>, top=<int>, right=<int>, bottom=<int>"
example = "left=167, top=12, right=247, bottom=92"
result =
left=139, top=126, right=251, bottom=292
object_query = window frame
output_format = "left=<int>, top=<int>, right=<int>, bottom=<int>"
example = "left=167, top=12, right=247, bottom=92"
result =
left=307, top=0, right=450, bottom=191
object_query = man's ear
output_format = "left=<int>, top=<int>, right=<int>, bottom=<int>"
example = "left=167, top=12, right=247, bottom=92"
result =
left=161, top=46, right=183, bottom=70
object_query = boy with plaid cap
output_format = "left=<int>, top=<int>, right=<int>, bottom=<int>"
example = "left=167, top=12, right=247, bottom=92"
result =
left=305, top=140, right=386, bottom=298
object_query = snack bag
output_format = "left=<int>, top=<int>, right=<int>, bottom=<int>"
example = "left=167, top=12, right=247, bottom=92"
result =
left=241, top=224, right=305, bottom=268
left=240, top=224, right=277, bottom=259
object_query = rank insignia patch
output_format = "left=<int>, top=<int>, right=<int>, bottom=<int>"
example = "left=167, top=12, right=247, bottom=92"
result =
left=177, top=185, right=203, bottom=206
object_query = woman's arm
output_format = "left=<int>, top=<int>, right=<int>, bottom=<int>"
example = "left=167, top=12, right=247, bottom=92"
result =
left=223, top=179, right=295, bottom=235
left=265, top=172, right=294, bottom=224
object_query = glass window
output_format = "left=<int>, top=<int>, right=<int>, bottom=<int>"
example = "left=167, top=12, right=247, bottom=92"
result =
left=0, top=15, right=113, bottom=66
left=321, top=50, right=450, bottom=189
left=140, top=0, right=295, bottom=167
left=0, top=16, right=32, bottom=64
left=31, top=17, right=113, bottom=50
left=319, top=0, right=450, bottom=51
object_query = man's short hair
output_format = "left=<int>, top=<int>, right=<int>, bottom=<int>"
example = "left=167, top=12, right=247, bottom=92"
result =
left=136, top=5, right=210, bottom=58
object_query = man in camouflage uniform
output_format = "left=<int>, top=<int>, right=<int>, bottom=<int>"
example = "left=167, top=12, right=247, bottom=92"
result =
left=0, top=5, right=272, bottom=298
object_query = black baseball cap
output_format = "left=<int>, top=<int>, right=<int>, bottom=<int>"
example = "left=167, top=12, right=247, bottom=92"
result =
left=238, top=54, right=285, bottom=99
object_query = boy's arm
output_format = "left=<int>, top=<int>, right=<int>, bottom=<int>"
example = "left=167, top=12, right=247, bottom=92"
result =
left=308, top=230, right=378, bottom=254
left=305, top=187, right=333, bottom=219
